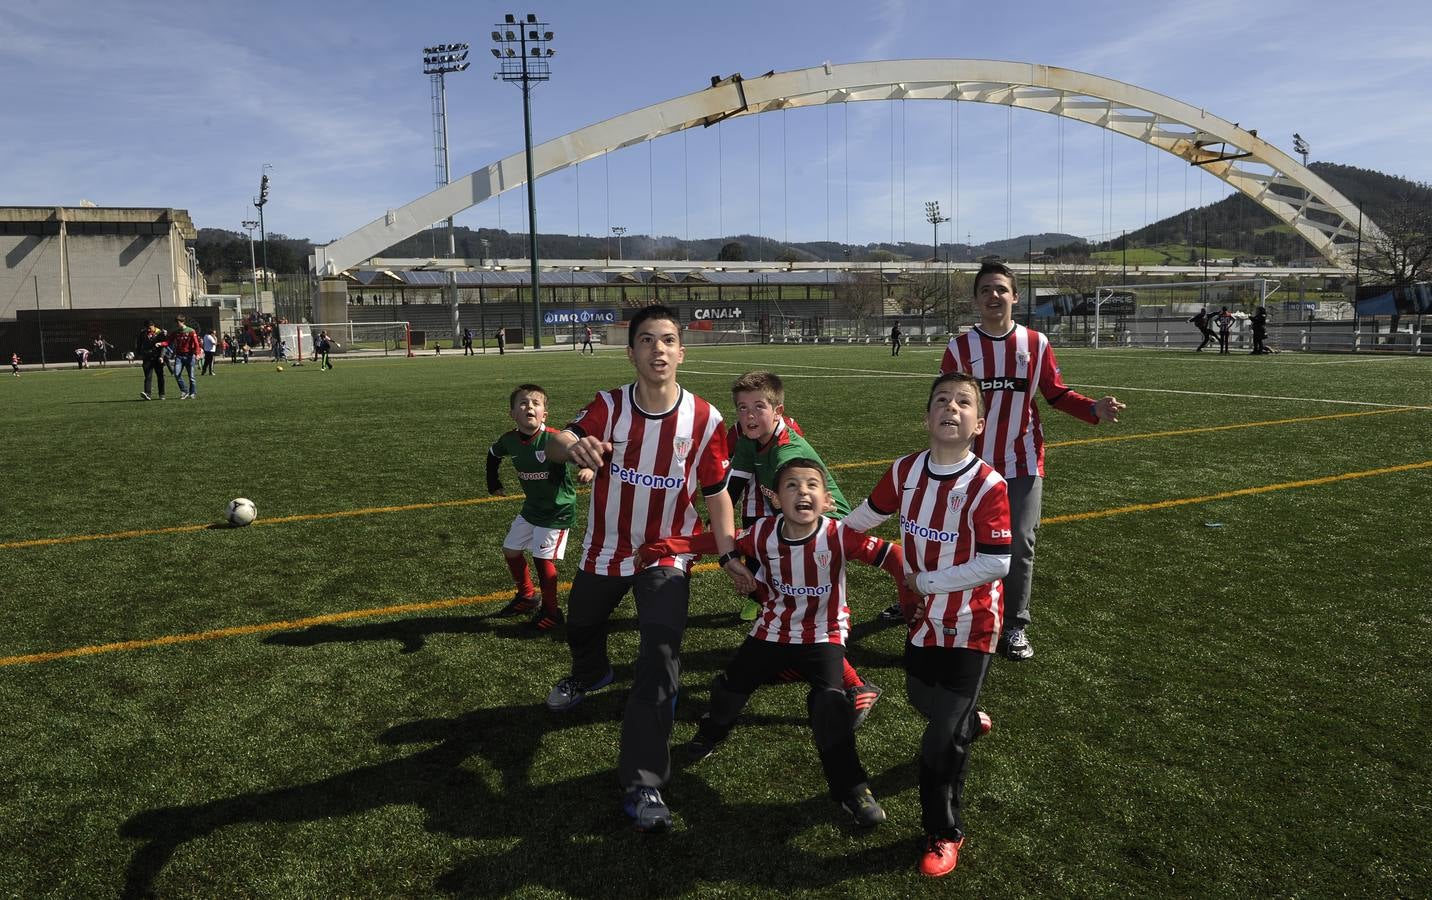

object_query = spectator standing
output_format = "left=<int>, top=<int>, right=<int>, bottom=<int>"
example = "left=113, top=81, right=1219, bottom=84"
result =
left=1251, top=306, right=1269, bottom=354
left=93, top=335, right=112, bottom=367
left=172, top=316, right=199, bottom=398
left=11, top=352, right=20, bottom=376
left=890, top=322, right=903, bottom=356
left=201, top=330, right=218, bottom=375
left=136, top=321, right=169, bottom=400
left=580, top=324, right=595, bottom=354
left=1215, top=307, right=1234, bottom=354
left=496, top=328, right=507, bottom=356
left=462, top=327, right=474, bottom=356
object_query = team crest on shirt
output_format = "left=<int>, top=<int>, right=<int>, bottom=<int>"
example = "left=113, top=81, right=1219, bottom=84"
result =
left=948, top=492, right=967, bottom=514
left=813, top=551, right=832, bottom=569
left=1015, top=349, right=1030, bottom=371
left=534, top=450, right=546, bottom=463
left=673, top=436, right=692, bottom=462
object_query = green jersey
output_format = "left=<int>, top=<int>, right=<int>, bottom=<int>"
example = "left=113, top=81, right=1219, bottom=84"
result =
left=729, top=418, right=850, bottom=519
left=486, top=426, right=578, bottom=528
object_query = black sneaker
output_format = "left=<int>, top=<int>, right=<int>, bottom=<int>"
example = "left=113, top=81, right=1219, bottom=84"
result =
left=622, top=786, right=672, bottom=833
left=529, top=608, right=564, bottom=632
left=545, top=668, right=614, bottom=712
left=840, top=786, right=887, bottom=827
left=848, top=682, right=883, bottom=729
left=877, top=602, right=904, bottom=623
left=681, top=722, right=724, bottom=762
left=998, top=626, right=1034, bottom=661
left=493, top=591, right=539, bottom=618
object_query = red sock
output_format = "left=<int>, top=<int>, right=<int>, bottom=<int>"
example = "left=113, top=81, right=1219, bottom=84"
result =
left=504, top=554, right=535, bottom=597
left=535, top=558, right=560, bottom=614
left=842, top=659, right=863, bottom=690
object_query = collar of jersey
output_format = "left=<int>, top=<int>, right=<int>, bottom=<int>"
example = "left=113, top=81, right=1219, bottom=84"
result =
left=776, top=514, right=826, bottom=545
left=626, top=383, right=683, bottom=419
left=922, top=450, right=980, bottom=482
left=973, top=323, right=1018, bottom=341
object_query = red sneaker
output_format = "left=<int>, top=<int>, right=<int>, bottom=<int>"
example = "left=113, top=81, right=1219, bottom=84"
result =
left=976, top=710, right=992, bottom=737
left=919, top=835, right=964, bottom=877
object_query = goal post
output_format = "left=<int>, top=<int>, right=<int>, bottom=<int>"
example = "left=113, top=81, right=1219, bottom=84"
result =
left=275, top=322, right=412, bottom=359
left=1089, top=279, right=1281, bottom=350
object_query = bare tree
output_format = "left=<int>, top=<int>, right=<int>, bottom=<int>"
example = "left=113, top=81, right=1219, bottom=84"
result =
left=1359, top=193, right=1432, bottom=287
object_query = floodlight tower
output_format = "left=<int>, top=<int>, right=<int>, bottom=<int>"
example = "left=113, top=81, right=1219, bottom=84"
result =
left=253, top=164, right=272, bottom=293
left=423, top=43, right=470, bottom=258
left=924, top=201, right=949, bottom=261
left=492, top=13, right=554, bottom=349
left=242, top=219, right=260, bottom=313
left=611, top=225, right=626, bottom=260
left=1292, top=133, right=1310, bottom=168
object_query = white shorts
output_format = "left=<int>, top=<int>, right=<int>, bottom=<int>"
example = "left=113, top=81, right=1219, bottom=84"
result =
left=502, top=515, right=570, bottom=560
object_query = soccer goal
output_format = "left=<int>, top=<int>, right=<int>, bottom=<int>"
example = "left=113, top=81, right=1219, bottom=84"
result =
left=1088, top=279, right=1282, bottom=350
left=274, top=322, right=413, bottom=360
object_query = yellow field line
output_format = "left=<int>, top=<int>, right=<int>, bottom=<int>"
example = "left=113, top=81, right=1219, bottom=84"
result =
left=5, top=457, right=1429, bottom=668
left=1043, top=460, right=1432, bottom=525
left=0, top=562, right=720, bottom=669
left=1, top=406, right=1420, bottom=551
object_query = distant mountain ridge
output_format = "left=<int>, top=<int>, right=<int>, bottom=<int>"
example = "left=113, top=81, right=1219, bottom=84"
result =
left=194, top=162, right=1428, bottom=278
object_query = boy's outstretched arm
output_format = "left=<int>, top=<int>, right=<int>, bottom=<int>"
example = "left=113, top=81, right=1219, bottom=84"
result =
left=485, top=450, right=504, bottom=494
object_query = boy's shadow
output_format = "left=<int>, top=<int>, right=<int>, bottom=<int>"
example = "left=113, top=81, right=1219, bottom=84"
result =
left=262, top=610, right=741, bottom=656
left=118, top=695, right=912, bottom=898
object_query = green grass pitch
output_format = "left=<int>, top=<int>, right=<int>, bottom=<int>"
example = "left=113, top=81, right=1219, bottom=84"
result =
left=2, top=344, right=1429, bottom=897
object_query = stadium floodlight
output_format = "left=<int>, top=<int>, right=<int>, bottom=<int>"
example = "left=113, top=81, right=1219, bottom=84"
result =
left=611, top=226, right=627, bottom=261
left=492, top=12, right=555, bottom=349
left=253, top=164, right=272, bottom=292
left=241, top=219, right=260, bottom=313
left=1292, top=132, right=1309, bottom=168
left=924, top=201, right=949, bottom=262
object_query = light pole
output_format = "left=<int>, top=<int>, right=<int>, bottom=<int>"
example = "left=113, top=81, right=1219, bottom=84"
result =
left=611, top=225, right=626, bottom=260
left=924, top=201, right=949, bottom=262
left=1293, top=132, right=1309, bottom=168
left=423, top=43, right=469, bottom=258
left=253, top=164, right=271, bottom=296
left=493, top=13, right=554, bottom=349
left=242, top=219, right=259, bottom=316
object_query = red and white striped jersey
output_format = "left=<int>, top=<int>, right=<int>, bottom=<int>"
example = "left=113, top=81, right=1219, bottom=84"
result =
left=864, top=451, right=1012, bottom=652
left=940, top=324, right=1099, bottom=478
left=567, top=384, right=730, bottom=576
left=728, top=516, right=893, bottom=645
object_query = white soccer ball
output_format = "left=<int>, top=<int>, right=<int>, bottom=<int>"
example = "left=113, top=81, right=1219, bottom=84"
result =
left=227, top=497, right=258, bottom=527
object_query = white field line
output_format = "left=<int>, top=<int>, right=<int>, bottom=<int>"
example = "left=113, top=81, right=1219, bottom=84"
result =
left=689, top=356, right=1429, bottom=410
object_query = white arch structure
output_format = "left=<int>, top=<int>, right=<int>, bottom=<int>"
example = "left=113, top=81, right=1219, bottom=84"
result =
left=311, top=59, right=1377, bottom=275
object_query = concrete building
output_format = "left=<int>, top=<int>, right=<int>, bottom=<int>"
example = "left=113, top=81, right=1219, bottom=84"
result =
left=0, top=206, right=203, bottom=320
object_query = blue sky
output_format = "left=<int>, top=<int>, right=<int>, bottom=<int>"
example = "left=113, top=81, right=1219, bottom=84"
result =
left=3, top=0, right=1429, bottom=252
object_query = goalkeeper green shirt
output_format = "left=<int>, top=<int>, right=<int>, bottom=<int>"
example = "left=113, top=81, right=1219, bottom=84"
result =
left=486, top=426, right=578, bottom=528
left=729, top=419, right=850, bottom=519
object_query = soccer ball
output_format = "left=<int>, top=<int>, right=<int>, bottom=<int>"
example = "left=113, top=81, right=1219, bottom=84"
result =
left=275, top=365, right=284, bottom=372
left=226, top=497, right=258, bottom=527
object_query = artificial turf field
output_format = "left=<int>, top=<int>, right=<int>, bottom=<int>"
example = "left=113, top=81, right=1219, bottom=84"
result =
left=2, top=343, right=1429, bottom=898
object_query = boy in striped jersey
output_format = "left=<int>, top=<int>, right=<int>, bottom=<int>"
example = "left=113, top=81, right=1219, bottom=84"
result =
left=933, top=262, right=1125, bottom=661
left=727, top=371, right=884, bottom=725
left=639, top=457, right=914, bottom=828
left=486, top=384, right=594, bottom=630
left=542, top=305, right=753, bottom=833
left=843, top=372, right=1012, bottom=877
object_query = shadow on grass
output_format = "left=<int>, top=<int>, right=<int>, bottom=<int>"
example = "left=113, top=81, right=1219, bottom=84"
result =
left=117, top=695, right=914, bottom=897
left=261, top=610, right=744, bottom=656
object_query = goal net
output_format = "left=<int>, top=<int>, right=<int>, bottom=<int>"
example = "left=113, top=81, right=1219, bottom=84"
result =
left=1070, top=279, right=1283, bottom=350
left=274, top=322, right=412, bottom=360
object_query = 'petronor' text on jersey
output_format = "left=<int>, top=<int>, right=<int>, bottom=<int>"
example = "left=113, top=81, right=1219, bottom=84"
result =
left=518, top=470, right=550, bottom=481
left=904, top=519, right=960, bottom=543
left=771, top=578, right=832, bottom=597
left=609, top=462, right=685, bottom=490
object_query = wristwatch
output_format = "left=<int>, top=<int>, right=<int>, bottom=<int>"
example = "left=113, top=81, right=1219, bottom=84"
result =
left=718, top=551, right=739, bottom=567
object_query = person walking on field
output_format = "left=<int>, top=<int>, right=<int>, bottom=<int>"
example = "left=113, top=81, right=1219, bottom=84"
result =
left=580, top=324, right=595, bottom=354
left=136, top=321, right=169, bottom=400
left=890, top=322, right=903, bottom=356
left=462, top=327, right=474, bottom=356
left=1190, top=308, right=1216, bottom=351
